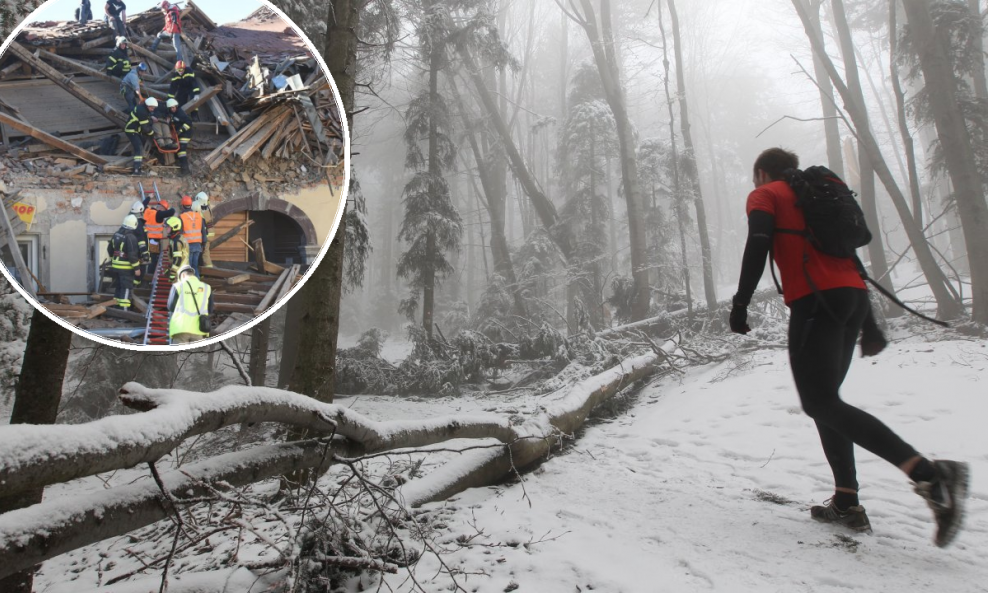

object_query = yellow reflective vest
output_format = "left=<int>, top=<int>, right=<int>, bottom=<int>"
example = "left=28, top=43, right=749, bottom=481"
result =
left=169, top=276, right=211, bottom=338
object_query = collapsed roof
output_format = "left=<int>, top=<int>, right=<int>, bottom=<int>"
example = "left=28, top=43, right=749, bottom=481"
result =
left=0, top=1, right=343, bottom=184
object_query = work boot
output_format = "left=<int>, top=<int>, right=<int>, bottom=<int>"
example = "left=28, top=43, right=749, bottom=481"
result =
left=914, top=460, right=970, bottom=547
left=132, top=162, right=142, bottom=176
left=810, top=498, right=872, bottom=533
left=179, top=159, right=191, bottom=176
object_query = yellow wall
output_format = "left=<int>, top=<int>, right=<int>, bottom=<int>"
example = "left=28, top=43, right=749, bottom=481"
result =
left=283, top=182, right=343, bottom=245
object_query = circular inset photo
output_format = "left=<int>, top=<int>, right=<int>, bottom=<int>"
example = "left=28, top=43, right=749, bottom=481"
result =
left=0, top=0, right=348, bottom=349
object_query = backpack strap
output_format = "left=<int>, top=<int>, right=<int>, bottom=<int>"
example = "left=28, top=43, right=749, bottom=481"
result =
left=852, top=256, right=949, bottom=327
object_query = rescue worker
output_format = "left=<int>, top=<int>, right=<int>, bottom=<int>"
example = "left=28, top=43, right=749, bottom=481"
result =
left=120, top=61, right=147, bottom=112
left=162, top=98, right=194, bottom=175
left=106, top=36, right=132, bottom=79
left=104, top=0, right=126, bottom=37
left=150, top=1, right=184, bottom=63
left=77, top=0, right=93, bottom=24
left=108, top=214, right=141, bottom=311
left=151, top=99, right=177, bottom=150
left=165, top=216, right=189, bottom=281
left=168, top=60, right=200, bottom=108
left=167, top=265, right=214, bottom=344
left=129, top=200, right=150, bottom=286
left=125, top=96, right=157, bottom=175
left=194, top=192, right=213, bottom=267
left=144, top=199, right=175, bottom=274
left=179, top=195, right=203, bottom=276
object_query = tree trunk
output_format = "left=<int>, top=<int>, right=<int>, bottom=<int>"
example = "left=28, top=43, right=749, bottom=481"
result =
left=0, top=309, right=72, bottom=593
left=286, top=0, right=358, bottom=401
left=829, top=0, right=896, bottom=300
left=248, top=317, right=270, bottom=387
left=968, top=0, right=988, bottom=100
left=808, top=0, right=845, bottom=177
left=889, top=0, right=925, bottom=224
left=901, top=0, right=988, bottom=323
left=668, top=0, right=716, bottom=312
left=572, top=0, right=650, bottom=320
left=793, top=0, right=963, bottom=320
left=658, top=2, right=693, bottom=318
left=457, top=43, right=574, bottom=260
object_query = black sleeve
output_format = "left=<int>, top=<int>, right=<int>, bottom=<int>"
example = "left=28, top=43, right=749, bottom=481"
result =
left=156, top=208, right=176, bottom=222
left=734, top=209, right=775, bottom=306
left=208, top=291, right=215, bottom=314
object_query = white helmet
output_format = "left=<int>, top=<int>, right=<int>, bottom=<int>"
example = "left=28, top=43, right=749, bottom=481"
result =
left=130, top=200, right=145, bottom=214
left=166, top=98, right=179, bottom=109
left=145, top=97, right=159, bottom=109
left=122, top=214, right=139, bottom=230
left=116, top=36, right=128, bottom=48
left=194, top=191, right=209, bottom=205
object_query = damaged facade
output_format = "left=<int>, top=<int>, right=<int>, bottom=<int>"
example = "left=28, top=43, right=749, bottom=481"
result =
left=0, top=1, right=346, bottom=339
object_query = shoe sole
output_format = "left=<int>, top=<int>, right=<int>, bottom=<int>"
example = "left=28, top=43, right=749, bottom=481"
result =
left=936, top=462, right=970, bottom=548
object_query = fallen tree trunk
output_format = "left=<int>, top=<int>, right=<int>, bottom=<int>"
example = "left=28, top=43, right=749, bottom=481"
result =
left=0, top=344, right=671, bottom=578
left=0, top=382, right=513, bottom=498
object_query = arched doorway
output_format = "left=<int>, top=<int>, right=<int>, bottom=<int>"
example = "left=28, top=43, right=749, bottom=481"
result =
left=211, top=196, right=319, bottom=265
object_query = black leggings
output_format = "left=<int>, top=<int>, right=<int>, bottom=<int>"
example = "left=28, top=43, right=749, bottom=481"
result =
left=788, top=287, right=918, bottom=490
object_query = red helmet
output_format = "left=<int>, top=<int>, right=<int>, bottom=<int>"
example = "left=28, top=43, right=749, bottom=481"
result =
left=175, top=60, right=186, bottom=72
left=181, top=195, right=193, bottom=208
left=158, top=199, right=169, bottom=210
left=161, top=1, right=171, bottom=8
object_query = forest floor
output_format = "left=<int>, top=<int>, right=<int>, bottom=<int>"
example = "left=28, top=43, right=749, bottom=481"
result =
left=31, top=318, right=988, bottom=592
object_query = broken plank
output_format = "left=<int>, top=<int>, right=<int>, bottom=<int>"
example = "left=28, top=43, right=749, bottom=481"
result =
left=233, top=108, right=293, bottom=163
left=81, top=34, right=116, bottom=50
left=214, top=302, right=257, bottom=314
left=208, top=219, right=254, bottom=250
left=103, top=307, right=147, bottom=323
left=6, top=42, right=127, bottom=127
left=225, top=273, right=251, bottom=286
left=211, top=293, right=263, bottom=306
left=127, top=42, right=173, bottom=70
left=35, top=48, right=167, bottom=100
left=0, top=112, right=109, bottom=165
left=181, top=84, right=221, bottom=114
left=200, top=266, right=275, bottom=284
left=252, top=266, right=291, bottom=316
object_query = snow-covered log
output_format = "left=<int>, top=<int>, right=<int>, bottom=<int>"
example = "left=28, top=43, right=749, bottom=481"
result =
left=0, top=382, right=513, bottom=497
left=400, top=350, right=667, bottom=506
left=0, top=437, right=357, bottom=579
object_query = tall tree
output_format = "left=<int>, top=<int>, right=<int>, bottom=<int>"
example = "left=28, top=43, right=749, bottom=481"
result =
left=829, top=0, right=896, bottom=299
left=667, top=0, right=717, bottom=312
left=397, top=0, right=464, bottom=338
left=276, top=0, right=360, bottom=401
left=807, top=0, right=846, bottom=177
left=889, top=0, right=925, bottom=224
left=0, top=310, right=72, bottom=593
left=560, top=0, right=651, bottom=321
left=793, top=0, right=963, bottom=320
left=901, top=0, right=988, bottom=324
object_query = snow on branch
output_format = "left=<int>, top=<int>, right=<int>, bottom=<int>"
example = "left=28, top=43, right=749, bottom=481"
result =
left=0, top=438, right=356, bottom=579
left=0, top=382, right=512, bottom=498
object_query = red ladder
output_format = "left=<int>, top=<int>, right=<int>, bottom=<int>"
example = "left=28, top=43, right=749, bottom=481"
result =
left=138, top=181, right=173, bottom=345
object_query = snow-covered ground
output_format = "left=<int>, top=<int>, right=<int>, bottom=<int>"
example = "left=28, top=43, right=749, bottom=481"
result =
left=367, top=334, right=988, bottom=593
left=27, top=328, right=988, bottom=592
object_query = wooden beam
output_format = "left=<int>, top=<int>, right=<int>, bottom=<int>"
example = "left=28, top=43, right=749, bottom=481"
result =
left=181, top=84, right=221, bottom=113
left=81, top=35, right=116, bottom=50
left=208, top=219, right=254, bottom=250
left=211, top=293, right=263, bottom=306
left=252, top=266, right=291, bottom=315
left=127, top=42, right=172, bottom=70
left=225, top=273, right=251, bottom=286
left=6, top=42, right=127, bottom=127
left=234, top=108, right=292, bottom=163
left=214, top=302, right=256, bottom=314
left=35, top=48, right=167, bottom=100
left=104, top=307, right=147, bottom=323
left=0, top=112, right=109, bottom=166
left=200, top=266, right=274, bottom=284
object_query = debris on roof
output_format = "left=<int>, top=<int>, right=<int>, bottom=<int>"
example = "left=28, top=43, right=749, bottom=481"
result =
left=0, top=1, right=343, bottom=191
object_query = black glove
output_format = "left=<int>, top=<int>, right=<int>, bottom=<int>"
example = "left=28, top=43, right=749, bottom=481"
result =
left=860, top=316, right=888, bottom=357
left=729, top=294, right=751, bottom=335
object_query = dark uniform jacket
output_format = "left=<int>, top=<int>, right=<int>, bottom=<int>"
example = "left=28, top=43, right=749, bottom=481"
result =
left=168, top=70, right=200, bottom=103
left=108, top=227, right=140, bottom=271
left=106, top=46, right=131, bottom=78
left=125, top=103, right=155, bottom=135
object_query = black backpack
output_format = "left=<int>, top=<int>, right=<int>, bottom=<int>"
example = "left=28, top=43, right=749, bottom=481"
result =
left=779, top=166, right=871, bottom=257
left=773, top=166, right=947, bottom=327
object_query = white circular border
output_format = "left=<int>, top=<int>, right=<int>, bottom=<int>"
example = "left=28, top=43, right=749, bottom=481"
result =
left=0, top=0, right=351, bottom=352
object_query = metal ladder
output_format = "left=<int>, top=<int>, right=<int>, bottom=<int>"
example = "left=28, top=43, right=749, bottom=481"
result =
left=139, top=181, right=173, bottom=346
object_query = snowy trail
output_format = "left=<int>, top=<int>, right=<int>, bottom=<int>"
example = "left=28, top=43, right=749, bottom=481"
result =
left=386, top=339, right=988, bottom=593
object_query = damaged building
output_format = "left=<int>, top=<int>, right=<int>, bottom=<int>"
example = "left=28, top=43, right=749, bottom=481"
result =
left=0, top=1, right=346, bottom=342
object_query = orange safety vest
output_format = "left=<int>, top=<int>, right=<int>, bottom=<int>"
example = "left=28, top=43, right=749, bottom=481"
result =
left=144, top=208, right=164, bottom=239
left=180, top=210, right=203, bottom=243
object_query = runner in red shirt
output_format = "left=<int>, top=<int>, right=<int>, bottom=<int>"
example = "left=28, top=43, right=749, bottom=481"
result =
left=729, top=147, right=968, bottom=547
